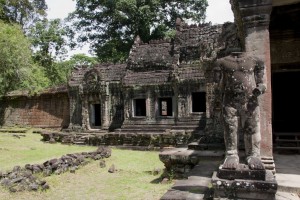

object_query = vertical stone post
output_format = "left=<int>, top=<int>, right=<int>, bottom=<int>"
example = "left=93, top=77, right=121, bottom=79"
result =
left=146, top=89, right=151, bottom=120
left=102, top=82, right=110, bottom=129
left=231, top=0, right=274, bottom=165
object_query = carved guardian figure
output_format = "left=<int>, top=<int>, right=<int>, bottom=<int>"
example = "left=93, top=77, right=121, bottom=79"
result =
left=214, top=52, right=266, bottom=170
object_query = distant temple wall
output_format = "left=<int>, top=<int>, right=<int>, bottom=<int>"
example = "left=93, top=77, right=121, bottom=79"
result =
left=0, top=91, right=70, bottom=129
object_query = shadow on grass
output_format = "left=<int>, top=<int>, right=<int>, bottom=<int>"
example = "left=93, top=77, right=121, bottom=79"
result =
left=146, top=168, right=176, bottom=185
left=150, top=177, right=163, bottom=184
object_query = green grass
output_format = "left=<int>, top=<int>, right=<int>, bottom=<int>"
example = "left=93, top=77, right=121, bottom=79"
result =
left=0, top=129, right=96, bottom=171
left=0, top=129, right=172, bottom=200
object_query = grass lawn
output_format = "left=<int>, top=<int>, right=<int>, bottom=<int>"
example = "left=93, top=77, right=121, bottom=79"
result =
left=0, top=129, right=172, bottom=200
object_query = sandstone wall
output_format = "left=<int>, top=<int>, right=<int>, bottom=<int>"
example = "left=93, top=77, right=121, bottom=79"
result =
left=0, top=92, right=70, bottom=129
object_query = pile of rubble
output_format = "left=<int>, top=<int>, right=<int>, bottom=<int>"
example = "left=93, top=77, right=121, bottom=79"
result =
left=0, top=146, right=111, bottom=192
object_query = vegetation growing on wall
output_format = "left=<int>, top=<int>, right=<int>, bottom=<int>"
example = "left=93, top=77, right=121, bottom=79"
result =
left=68, top=0, right=208, bottom=62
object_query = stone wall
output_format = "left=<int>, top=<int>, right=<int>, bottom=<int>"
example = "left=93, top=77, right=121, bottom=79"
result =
left=0, top=90, right=69, bottom=129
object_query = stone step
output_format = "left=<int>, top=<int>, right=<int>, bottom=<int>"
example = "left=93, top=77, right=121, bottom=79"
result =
left=120, top=125, right=201, bottom=130
left=160, top=189, right=206, bottom=200
left=118, top=129, right=167, bottom=134
left=171, top=176, right=212, bottom=192
left=188, top=142, right=225, bottom=150
left=275, top=191, right=300, bottom=200
left=84, top=130, right=109, bottom=134
left=160, top=160, right=221, bottom=200
left=73, top=141, right=86, bottom=145
left=276, top=173, right=300, bottom=194
left=160, top=189, right=205, bottom=200
left=171, top=125, right=204, bottom=130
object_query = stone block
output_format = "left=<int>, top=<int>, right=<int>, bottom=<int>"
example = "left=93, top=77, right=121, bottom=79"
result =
left=217, top=164, right=266, bottom=181
left=212, top=171, right=277, bottom=200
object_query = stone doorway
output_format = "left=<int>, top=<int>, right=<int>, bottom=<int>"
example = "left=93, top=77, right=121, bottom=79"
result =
left=272, top=71, right=300, bottom=132
left=192, top=92, right=206, bottom=113
left=90, top=103, right=102, bottom=128
left=270, top=2, right=300, bottom=134
left=133, top=99, right=146, bottom=117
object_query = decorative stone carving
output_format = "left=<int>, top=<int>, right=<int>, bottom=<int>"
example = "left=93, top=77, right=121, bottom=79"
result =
left=214, top=51, right=266, bottom=170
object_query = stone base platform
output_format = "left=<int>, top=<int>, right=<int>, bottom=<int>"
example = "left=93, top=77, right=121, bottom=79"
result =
left=159, top=148, right=224, bottom=177
left=217, top=164, right=266, bottom=180
left=212, top=170, right=277, bottom=200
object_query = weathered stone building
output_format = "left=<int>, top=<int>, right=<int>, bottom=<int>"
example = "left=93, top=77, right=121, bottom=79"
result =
left=65, top=21, right=240, bottom=143
left=1, top=1, right=300, bottom=198
left=0, top=21, right=241, bottom=147
left=1, top=0, right=300, bottom=155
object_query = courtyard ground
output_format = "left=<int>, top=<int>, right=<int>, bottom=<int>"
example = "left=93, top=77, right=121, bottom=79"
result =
left=0, top=129, right=172, bottom=200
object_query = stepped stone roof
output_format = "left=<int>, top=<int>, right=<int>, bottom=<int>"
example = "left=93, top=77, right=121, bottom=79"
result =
left=123, top=70, right=172, bottom=86
left=68, top=64, right=127, bottom=87
left=127, top=39, right=174, bottom=71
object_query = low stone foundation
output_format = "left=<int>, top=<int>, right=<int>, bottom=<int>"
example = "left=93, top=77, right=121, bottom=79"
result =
left=38, top=130, right=195, bottom=148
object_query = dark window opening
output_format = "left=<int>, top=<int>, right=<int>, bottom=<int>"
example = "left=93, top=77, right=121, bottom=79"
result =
left=134, top=99, right=146, bottom=116
left=192, top=92, right=206, bottom=112
left=159, top=98, right=173, bottom=116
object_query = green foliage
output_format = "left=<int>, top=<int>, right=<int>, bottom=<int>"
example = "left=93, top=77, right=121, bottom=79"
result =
left=0, top=0, right=5, bottom=20
left=0, top=0, right=47, bottom=31
left=0, top=21, right=33, bottom=94
left=69, top=0, right=208, bottom=62
left=67, top=53, right=98, bottom=66
left=29, top=18, right=69, bottom=86
left=47, top=54, right=98, bottom=85
left=19, top=64, right=51, bottom=93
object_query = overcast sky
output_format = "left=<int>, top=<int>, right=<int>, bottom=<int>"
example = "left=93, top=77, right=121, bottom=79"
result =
left=46, top=0, right=234, bottom=23
left=45, top=0, right=234, bottom=56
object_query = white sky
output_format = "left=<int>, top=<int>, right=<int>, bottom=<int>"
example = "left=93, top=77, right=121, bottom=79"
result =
left=45, top=0, right=234, bottom=56
left=206, top=0, right=234, bottom=24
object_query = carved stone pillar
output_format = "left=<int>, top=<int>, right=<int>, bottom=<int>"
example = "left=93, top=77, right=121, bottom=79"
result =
left=146, top=90, right=151, bottom=120
left=230, top=0, right=274, bottom=165
left=102, top=82, right=110, bottom=129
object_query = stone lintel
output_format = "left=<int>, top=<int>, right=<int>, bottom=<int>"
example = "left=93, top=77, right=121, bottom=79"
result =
left=212, top=171, right=277, bottom=200
left=238, top=0, right=272, bottom=8
left=217, top=164, right=266, bottom=181
left=239, top=2, right=273, bottom=29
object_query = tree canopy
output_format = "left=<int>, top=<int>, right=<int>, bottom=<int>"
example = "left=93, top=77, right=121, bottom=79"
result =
left=28, top=18, right=70, bottom=85
left=0, top=0, right=47, bottom=31
left=69, top=0, right=208, bottom=62
left=0, top=0, right=210, bottom=95
left=0, top=20, right=50, bottom=95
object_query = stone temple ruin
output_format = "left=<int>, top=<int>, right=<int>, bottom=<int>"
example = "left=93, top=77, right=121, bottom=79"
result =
left=0, top=21, right=241, bottom=148
left=1, top=0, right=300, bottom=199
left=67, top=21, right=239, bottom=137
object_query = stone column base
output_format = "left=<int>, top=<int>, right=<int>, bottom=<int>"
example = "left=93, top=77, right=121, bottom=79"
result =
left=212, top=169, right=277, bottom=200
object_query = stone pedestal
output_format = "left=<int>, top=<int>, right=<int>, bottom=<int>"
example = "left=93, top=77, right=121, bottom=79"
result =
left=217, top=164, right=266, bottom=181
left=212, top=165, right=277, bottom=200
